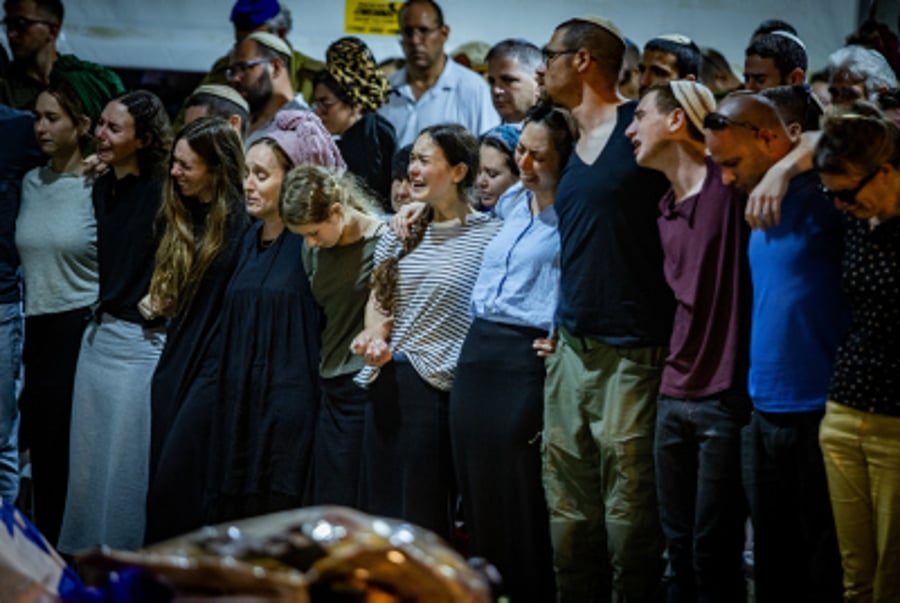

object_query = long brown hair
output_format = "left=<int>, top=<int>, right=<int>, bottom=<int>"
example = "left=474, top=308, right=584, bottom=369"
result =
left=149, top=117, right=245, bottom=316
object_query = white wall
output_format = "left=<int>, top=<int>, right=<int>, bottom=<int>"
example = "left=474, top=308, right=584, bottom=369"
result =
left=47, top=1, right=861, bottom=76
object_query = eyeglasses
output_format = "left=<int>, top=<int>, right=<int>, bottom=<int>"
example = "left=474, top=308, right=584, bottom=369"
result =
left=541, top=46, right=577, bottom=65
left=702, top=112, right=761, bottom=134
left=399, top=25, right=441, bottom=41
left=2, top=16, right=56, bottom=32
left=312, top=97, right=339, bottom=111
left=819, top=167, right=880, bottom=206
left=226, top=58, right=271, bottom=78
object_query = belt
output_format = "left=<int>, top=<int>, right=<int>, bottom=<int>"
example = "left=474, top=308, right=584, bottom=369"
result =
left=558, top=327, right=605, bottom=353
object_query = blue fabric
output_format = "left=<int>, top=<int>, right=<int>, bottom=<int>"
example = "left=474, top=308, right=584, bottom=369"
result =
left=0, top=105, right=42, bottom=304
left=470, top=182, right=559, bottom=333
left=0, top=302, right=21, bottom=503
left=748, top=171, right=849, bottom=413
left=230, top=0, right=279, bottom=29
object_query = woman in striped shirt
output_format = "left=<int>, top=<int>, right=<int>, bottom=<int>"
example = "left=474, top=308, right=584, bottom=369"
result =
left=351, top=123, right=500, bottom=538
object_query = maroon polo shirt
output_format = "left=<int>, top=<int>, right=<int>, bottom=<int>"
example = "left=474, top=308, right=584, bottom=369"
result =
left=657, top=158, right=751, bottom=399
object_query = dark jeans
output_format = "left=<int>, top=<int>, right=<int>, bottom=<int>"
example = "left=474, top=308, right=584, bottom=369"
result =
left=655, top=394, right=749, bottom=603
left=742, top=409, right=843, bottom=603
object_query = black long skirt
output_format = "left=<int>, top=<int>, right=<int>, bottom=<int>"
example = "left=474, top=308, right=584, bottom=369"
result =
left=449, top=317, right=556, bottom=603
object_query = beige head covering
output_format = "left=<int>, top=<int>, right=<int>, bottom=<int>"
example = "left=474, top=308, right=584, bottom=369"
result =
left=247, top=31, right=293, bottom=71
left=669, top=80, right=716, bottom=132
left=191, top=84, right=250, bottom=113
left=576, top=16, right=626, bottom=48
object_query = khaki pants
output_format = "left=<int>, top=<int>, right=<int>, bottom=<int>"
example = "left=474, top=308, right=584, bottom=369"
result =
left=542, top=328, right=665, bottom=602
left=820, top=401, right=900, bottom=603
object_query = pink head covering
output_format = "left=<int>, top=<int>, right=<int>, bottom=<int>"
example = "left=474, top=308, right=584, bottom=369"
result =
left=263, top=110, right=346, bottom=171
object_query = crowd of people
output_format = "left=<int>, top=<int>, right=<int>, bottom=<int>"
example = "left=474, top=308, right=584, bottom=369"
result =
left=1, top=0, right=899, bottom=601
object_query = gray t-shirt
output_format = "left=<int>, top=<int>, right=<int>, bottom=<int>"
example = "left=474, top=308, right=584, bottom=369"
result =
left=16, top=165, right=99, bottom=315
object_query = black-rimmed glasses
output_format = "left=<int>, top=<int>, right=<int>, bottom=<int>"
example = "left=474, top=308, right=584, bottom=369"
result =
left=541, top=46, right=577, bottom=65
left=819, top=167, right=881, bottom=206
left=226, top=58, right=271, bottom=79
left=2, top=16, right=56, bottom=32
left=702, top=112, right=761, bottom=134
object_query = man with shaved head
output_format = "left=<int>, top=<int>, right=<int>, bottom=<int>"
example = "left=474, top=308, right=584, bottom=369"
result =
left=537, top=16, right=672, bottom=602
left=705, top=93, right=846, bottom=602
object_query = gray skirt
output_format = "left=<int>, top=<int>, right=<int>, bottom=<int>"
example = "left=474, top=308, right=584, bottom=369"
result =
left=57, top=313, right=165, bottom=553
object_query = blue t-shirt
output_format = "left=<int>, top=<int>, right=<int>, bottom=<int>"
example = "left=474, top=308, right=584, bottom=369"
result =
left=748, top=170, right=849, bottom=412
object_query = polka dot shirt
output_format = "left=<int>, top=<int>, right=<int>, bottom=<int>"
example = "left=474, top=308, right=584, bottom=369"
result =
left=829, top=215, right=900, bottom=416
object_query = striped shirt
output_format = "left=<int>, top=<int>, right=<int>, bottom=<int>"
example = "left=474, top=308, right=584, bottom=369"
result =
left=357, top=212, right=501, bottom=391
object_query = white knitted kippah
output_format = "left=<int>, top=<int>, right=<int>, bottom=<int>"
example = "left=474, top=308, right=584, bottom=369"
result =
left=656, top=33, right=694, bottom=46
left=769, top=30, right=806, bottom=51
left=669, top=80, right=717, bottom=132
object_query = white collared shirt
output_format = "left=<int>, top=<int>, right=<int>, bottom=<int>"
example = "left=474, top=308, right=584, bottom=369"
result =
left=378, top=56, right=500, bottom=147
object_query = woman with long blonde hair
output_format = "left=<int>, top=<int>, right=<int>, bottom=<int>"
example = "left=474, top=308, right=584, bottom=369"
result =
left=145, top=116, right=250, bottom=544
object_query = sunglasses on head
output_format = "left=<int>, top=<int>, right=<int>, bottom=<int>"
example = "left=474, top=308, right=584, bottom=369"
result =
left=702, top=112, right=761, bottom=133
left=818, top=167, right=880, bottom=206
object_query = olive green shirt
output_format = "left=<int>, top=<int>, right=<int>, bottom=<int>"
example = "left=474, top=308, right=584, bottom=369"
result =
left=302, top=226, right=384, bottom=378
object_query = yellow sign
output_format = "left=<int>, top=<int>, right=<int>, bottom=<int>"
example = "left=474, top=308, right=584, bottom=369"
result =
left=344, top=0, right=403, bottom=36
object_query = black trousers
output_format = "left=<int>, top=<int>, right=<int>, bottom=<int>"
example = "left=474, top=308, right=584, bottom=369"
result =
left=360, top=359, right=454, bottom=539
left=19, top=305, right=91, bottom=546
left=311, top=373, right=370, bottom=507
left=449, top=318, right=556, bottom=603
left=742, top=409, right=843, bottom=603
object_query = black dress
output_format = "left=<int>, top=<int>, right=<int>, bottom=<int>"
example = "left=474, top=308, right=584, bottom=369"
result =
left=144, top=201, right=250, bottom=544
left=204, top=225, right=321, bottom=523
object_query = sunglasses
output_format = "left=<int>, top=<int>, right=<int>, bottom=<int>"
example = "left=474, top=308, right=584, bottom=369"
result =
left=819, top=167, right=880, bottom=206
left=2, top=15, right=56, bottom=32
left=702, top=112, right=761, bottom=133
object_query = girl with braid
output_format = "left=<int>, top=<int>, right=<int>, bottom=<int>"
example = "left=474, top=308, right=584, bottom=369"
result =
left=351, top=123, right=500, bottom=538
